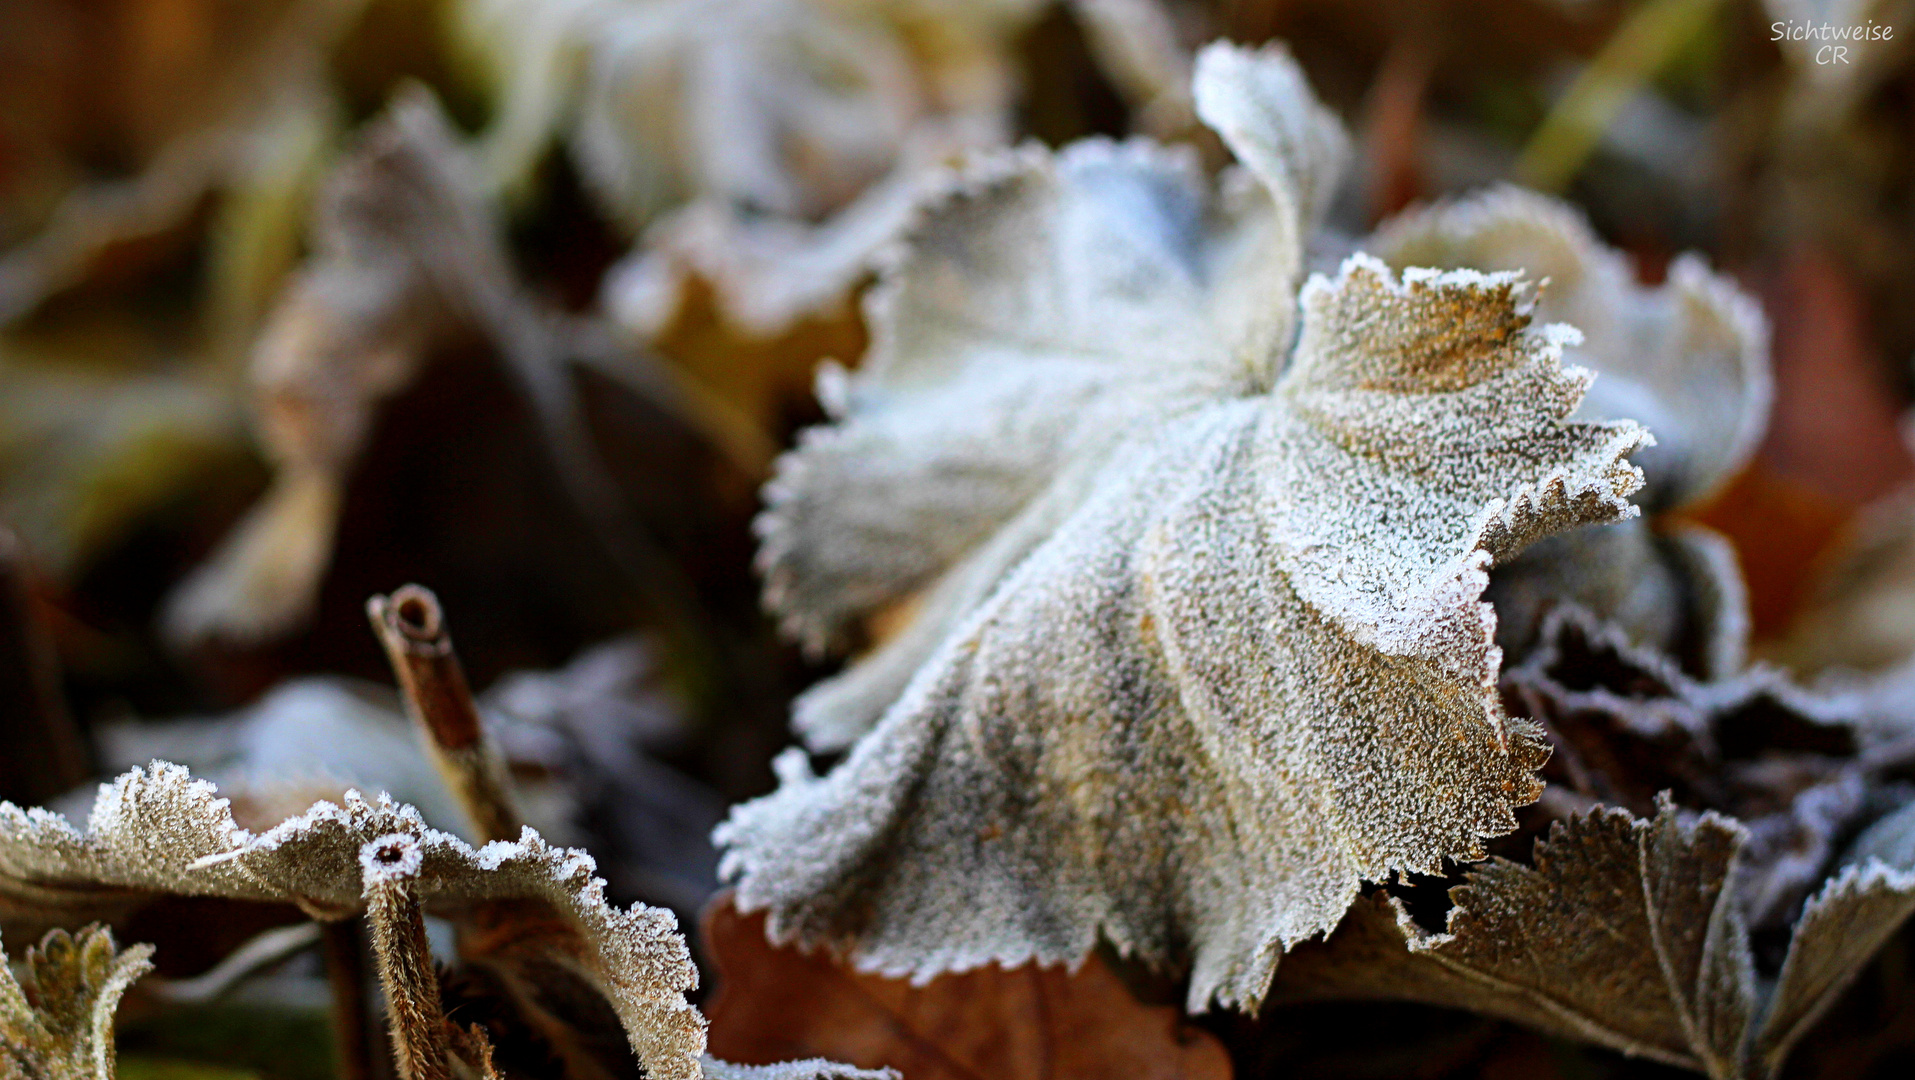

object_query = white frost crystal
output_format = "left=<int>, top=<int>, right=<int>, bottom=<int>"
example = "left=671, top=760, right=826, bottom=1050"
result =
left=720, top=42, right=1652, bottom=1011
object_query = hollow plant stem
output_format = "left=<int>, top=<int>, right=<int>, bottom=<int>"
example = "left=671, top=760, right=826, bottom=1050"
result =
left=367, top=585, right=521, bottom=843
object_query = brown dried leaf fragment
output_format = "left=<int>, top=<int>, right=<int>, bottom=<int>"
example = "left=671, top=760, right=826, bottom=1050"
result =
left=1, top=925, right=154, bottom=1080
left=1270, top=795, right=1915, bottom=1079
left=1271, top=801, right=1757, bottom=1077
left=702, top=897, right=1230, bottom=1080
left=1504, top=609, right=1868, bottom=932
left=1773, top=488, right=1915, bottom=678
left=721, top=43, right=1649, bottom=1012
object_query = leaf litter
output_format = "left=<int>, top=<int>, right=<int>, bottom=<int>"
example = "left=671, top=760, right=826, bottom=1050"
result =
left=7, top=4, right=1915, bottom=1079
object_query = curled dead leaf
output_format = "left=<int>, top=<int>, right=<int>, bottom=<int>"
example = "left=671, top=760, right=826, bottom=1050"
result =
left=721, top=42, right=1650, bottom=1012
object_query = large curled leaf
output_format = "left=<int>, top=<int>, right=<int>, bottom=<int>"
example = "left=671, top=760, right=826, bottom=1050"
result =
left=1366, top=185, right=1768, bottom=673
left=2, top=925, right=154, bottom=1080
left=0, top=766, right=875, bottom=1080
left=719, top=42, right=1651, bottom=1012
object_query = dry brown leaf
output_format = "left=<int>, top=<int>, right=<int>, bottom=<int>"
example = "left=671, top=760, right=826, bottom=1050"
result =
left=1503, top=608, right=1868, bottom=932
left=1756, top=250, right=1914, bottom=510
left=1772, top=488, right=1915, bottom=677
left=702, top=897, right=1231, bottom=1080
left=1, top=925, right=153, bottom=1080
left=1685, top=463, right=1855, bottom=640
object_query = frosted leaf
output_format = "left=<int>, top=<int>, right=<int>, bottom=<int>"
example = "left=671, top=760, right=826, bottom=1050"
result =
left=1271, top=801, right=1758, bottom=1076
left=603, top=172, right=928, bottom=338
left=1487, top=520, right=1752, bottom=679
left=0, top=763, right=705, bottom=1080
left=464, top=0, right=1053, bottom=338
left=1069, top=0, right=1197, bottom=138
left=1753, top=800, right=1915, bottom=1076
left=1366, top=186, right=1768, bottom=669
left=88, top=679, right=480, bottom=839
left=160, top=88, right=507, bottom=647
left=723, top=45, right=1653, bottom=1012
left=162, top=86, right=703, bottom=647
left=1272, top=793, right=1915, bottom=1079
left=1, top=926, right=153, bottom=1080
left=583, top=0, right=1216, bottom=340
left=460, top=0, right=1041, bottom=228
left=1367, top=184, right=1769, bottom=513
left=761, top=41, right=1348, bottom=729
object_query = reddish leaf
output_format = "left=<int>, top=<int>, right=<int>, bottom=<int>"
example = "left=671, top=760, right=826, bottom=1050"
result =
left=1684, top=250, right=1915, bottom=639
left=1683, top=461, right=1854, bottom=638
left=1756, top=250, right=1914, bottom=509
left=702, top=897, right=1232, bottom=1080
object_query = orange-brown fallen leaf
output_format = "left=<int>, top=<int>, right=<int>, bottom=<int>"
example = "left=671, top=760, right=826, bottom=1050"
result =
left=1681, top=461, right=1854, bottom=639
left=702, top=897, right=1233, bottom=1080
left=1755, top=250, right=1914, bottom=510
left=1681, top=249, right=1915, bottom=641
